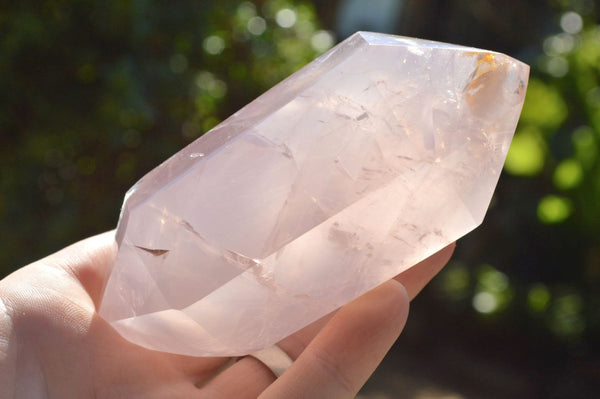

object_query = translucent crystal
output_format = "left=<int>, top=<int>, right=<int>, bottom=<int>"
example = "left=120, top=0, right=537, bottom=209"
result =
left=99, top=32, right=529, bottom=356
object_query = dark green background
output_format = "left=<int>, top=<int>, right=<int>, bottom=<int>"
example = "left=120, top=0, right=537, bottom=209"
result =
left=1, top=1, right=599, bottom=397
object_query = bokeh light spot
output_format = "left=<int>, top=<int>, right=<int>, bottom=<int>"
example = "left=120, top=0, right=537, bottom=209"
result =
left=560, top=11, right=583, bottom=34
left=203, top=35, right=225, bottom=55
left=195, top=71, right=228, bottom=99
left=572, top=126, right=597, bottom=167
left=478, top=265, right=509, bottom=292
left=537, top=195, right=572, bottom=224
left=237, top=1, right=256, bottom=20
left=311, top=30, right=335, bottom=53
left=586, top=86, right=600, bottom=107
left=247, top=16, right=267, bottom=35
left=544, top=56, right=569, bottom=77
left=276, top=8, right=297, bottom=28
left=527, top=283, right=551, bottom=313
left=543, top=33, right=575, bottom=56
left=472, top=265, right=512, bottom=315
left=438, top=262, right=471, bottom=300
left=473, top=292, right=498, bottom=314
left=504, top=127, right=545, bottom=176
left=519, top=79, right=567, bottom=129
left=553, top=158, right=583, bottom=189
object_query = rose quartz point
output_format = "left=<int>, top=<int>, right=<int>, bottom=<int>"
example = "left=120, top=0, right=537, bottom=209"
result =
left=99, top=32, right=529, bottom=356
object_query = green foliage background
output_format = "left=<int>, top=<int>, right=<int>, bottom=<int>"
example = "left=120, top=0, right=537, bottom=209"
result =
left=1, top=0, right=599, bottom=396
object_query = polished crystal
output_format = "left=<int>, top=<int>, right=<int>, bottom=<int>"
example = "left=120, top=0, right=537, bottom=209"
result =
left=99, top=32, right=529, bottom=356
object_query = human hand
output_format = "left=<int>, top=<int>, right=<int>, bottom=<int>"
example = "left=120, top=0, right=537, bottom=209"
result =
left=0, top=232, right=454, bottom=398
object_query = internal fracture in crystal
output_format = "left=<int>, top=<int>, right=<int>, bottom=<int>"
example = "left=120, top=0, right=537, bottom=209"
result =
left=99, top=32, right=529, bottom=356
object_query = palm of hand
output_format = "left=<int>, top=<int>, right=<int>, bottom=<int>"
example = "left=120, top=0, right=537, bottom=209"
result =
left=0, top=232, right=453, bottom=399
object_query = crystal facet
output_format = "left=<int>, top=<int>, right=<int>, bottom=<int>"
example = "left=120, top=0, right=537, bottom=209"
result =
left=99, top=32, right=529, bottom=356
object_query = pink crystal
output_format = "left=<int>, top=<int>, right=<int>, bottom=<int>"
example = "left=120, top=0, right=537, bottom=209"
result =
left=99, top=32, right=529, bottom=356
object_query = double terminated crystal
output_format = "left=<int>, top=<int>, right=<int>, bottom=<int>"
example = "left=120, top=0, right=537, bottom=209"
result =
left=99, top=32, right=529, bottom=356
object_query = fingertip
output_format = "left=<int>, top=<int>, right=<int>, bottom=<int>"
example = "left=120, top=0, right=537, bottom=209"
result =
left=370, top=279, right=410, bottom=329
left=260, top=279, right=412, bottom=399
left=391, top=278, right=410, bottom=303
left=395, top=242, right=456, bottom=300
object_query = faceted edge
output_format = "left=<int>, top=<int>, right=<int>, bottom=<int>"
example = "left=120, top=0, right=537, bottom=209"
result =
left=117, top=32, right=372, bottom=232
left=358, top=31, right=498, bottom=53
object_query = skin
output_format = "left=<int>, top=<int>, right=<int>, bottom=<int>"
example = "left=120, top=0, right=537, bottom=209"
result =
left=0, top=231, right=454, bottom=399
